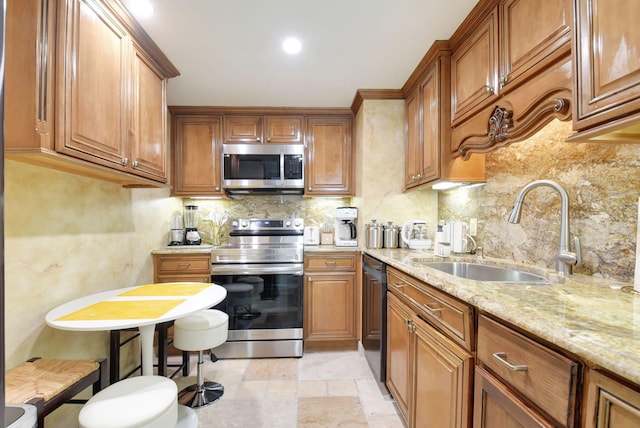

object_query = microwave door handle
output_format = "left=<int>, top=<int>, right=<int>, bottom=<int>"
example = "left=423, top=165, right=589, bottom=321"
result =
left=280, top=151, right=285, bottom=185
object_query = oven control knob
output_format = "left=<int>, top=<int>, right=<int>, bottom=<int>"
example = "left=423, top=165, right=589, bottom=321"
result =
left=241, top=220, right=249, bottom=228
left=231, top=220, right=239, bottom=228
left=293, top=219, right=302, bottom=228
left=285, top=220, right=292, bottom=227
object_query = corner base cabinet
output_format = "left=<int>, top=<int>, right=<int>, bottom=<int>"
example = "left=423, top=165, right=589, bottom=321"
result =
left=303, top=252, right=358, bottom=350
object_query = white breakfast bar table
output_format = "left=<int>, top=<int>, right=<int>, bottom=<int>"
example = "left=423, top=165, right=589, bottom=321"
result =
left=46, top=282, right=227, bottom=377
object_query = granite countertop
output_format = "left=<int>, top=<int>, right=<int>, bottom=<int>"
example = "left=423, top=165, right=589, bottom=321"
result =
left=364, top=248, right=640, bottom=387
left=303, top=245, right=360, bottom=253
left=151, top=244, right=213, bottom=255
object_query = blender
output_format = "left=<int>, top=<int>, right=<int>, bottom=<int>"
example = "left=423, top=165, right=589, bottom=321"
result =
left=184, top=205, right=202, bottom=245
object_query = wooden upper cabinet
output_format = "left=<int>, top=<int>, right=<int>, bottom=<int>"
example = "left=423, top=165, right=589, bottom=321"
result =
left=265, top=116, right=304, bottom=144
left=5, top=0, right=178, bottom=186
left=305, top=116, right=354, bottom=196
left=130, top=44, right=168, bottom=181
left=404, top=88, right=422, bottom=188
left=56, top=0, right=130, bottom=169
left=451, top=6, right=499, bottom=126
left=224, top=116, right=263, bottom=143
left=499, top=0, right=571, bottom=92
left=224, top=115, right=303, bottom=144
left=449, top=0, right=572, bottom=157
left=570, top=0, right=640, bottom=142
left=171, top=115, right=223, bottom=196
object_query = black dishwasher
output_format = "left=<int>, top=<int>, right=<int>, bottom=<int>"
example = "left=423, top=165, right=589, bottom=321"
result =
left=362, top=254, right=388, bottom=394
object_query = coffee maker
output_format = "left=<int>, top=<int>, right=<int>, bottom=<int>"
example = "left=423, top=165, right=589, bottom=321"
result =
left=334, top=207, right=358, bottom=247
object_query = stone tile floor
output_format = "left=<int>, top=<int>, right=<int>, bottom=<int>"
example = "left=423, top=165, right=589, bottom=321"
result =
left=50, top=349, right=405, bottom=427
left=174, top=349, right=405, bottom=427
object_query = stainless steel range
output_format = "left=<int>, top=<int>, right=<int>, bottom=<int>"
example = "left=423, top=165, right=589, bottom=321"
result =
left=210, top=218, right=304, bottom=358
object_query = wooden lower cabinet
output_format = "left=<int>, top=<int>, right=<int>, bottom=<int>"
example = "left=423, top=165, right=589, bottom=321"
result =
left=583, top=369, right=640, bottom=428
left=387, top=291, right=473, bottom=427
left=474, top=366, right=553, bottom=427
left=475, top=314, right=578, bottom=427
left=303, top=253, right=357, bottom=350
left=153, top=253, right=211, bottom=284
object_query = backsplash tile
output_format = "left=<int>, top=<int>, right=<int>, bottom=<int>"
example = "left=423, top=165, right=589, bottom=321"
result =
left=439, top=119, right=640, bottom=282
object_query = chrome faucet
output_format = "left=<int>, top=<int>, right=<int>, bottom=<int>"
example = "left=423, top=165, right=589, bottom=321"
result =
left=508, top=179, right=581, bottom=276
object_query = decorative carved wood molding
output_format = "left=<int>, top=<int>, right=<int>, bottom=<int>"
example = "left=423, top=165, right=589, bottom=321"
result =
left=457, top=92, right=571, bottom=160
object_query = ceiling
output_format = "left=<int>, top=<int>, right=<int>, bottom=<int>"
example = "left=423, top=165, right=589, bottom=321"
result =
left=125, top=0, right=479, bottom=108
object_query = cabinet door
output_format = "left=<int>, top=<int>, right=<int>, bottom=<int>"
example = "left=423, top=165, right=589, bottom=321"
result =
left=451, top=6, right=499, bottom=127
left=473, top=366, right=553, bottom=428
left=362, top=268, right=382, bottom=348
left=265, top=116, right=303, bottom=144
left=413, top=316, right=472, bottom=428
left=583, top=369, right=640, bottom=428
left=305, top=116, right=353, bottom=196
left=56, top=0, right=130, bottom=169
left=418, top=61, right=442, bottom=183
left=386, top=292, right=411, bottom=424
left=304, top=273, right=355, bottom=342
left=499, top=0, right=571, bottom=91
left=130, top=45, right=168, bottom=181
left=573, top=0, right=640, bottom=130
left=224, top=116, right=263, bottom=143
left=172, top=116, right=223, bottom=196
left=404, top=87, right=422, bottom=189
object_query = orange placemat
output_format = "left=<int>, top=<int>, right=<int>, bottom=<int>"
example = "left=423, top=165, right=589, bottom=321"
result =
left=118, top=283, right=210, bottom=297
left=55, top=300, right=185, bottom=321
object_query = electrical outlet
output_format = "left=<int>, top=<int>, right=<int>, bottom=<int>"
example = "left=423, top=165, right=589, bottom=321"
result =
left=470, top=218, right=478, bottom=236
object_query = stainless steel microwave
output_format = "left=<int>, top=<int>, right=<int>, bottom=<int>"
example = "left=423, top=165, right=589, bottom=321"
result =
left=221, top=144, right=304, bottom=194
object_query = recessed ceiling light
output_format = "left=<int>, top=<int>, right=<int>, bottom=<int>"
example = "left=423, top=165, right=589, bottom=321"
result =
left=282, top=37, right=302, bottom=55
left=128, top=0, right=154, bottom=19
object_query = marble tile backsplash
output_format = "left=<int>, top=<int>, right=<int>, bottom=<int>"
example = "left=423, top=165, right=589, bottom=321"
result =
left=439, top=119, right=640, bottom=283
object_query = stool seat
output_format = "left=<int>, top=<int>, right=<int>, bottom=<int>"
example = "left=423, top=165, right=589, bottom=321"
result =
left=173, top=309, right=229, bottom=409
left=78, top=376, right=177, bottom=428
left=174, top=309, right=228, bottom=351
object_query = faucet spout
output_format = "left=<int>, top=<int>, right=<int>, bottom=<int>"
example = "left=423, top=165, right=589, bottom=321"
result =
left=507, top=179, right=580, bottom=276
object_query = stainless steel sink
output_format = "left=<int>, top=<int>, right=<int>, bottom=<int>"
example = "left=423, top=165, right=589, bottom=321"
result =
left=420, top=261, right=550, bottom=285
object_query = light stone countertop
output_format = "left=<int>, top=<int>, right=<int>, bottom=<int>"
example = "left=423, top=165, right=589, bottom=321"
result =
left=151, top=244, right=213, bottom=255
left=364, top=248, right=640, bottom=387
left=303, top=245, right=360, bottom=253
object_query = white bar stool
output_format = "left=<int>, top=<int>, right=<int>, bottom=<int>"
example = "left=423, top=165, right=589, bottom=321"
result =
left=78, top=375, right=183, bottom=428
left=173, top=309, right=229, bottom=408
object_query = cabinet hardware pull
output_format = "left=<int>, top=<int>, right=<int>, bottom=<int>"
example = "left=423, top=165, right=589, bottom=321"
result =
left=423, top=303, right=444, bottom=313
left=492, top=352, right=528, bottom=371
left=391, top=282, right=406, bottom=288
left=499, top=76, right=508, bottom=88
left=121, top=157, right=129, bottom=166
left=484, top=85, right=494, bottom=94
left=256, top=137, right=261, bottom=142
left=177, top=263, right=191, bottom=268
left=132, top=160, right=139, bottom=168
left=324, top=261, right=337, bottom=265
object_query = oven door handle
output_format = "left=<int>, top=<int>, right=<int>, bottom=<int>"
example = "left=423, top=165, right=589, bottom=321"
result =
left=211, top=263, right=304, bottom=276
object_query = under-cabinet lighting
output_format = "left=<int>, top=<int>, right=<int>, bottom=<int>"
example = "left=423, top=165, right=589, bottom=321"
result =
left=432, top=182, right=464, bottom=190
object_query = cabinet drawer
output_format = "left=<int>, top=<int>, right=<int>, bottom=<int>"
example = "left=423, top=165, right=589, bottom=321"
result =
left=387, top=267, right=474, bottom=351
left=156, top=255, right=211, bottom=274
left=304, top=253, right=356, bottom=271
left=477, top=315, right=578, bottom=427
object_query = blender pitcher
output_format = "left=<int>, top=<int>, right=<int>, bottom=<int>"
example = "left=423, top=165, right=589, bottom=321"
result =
left=184, top=205, right=202, bottom=245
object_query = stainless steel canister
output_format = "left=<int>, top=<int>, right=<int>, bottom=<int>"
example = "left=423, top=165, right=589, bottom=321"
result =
left=365, top=220, right=384, bottom=249
left=383, top=222, right=399, bottom=248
